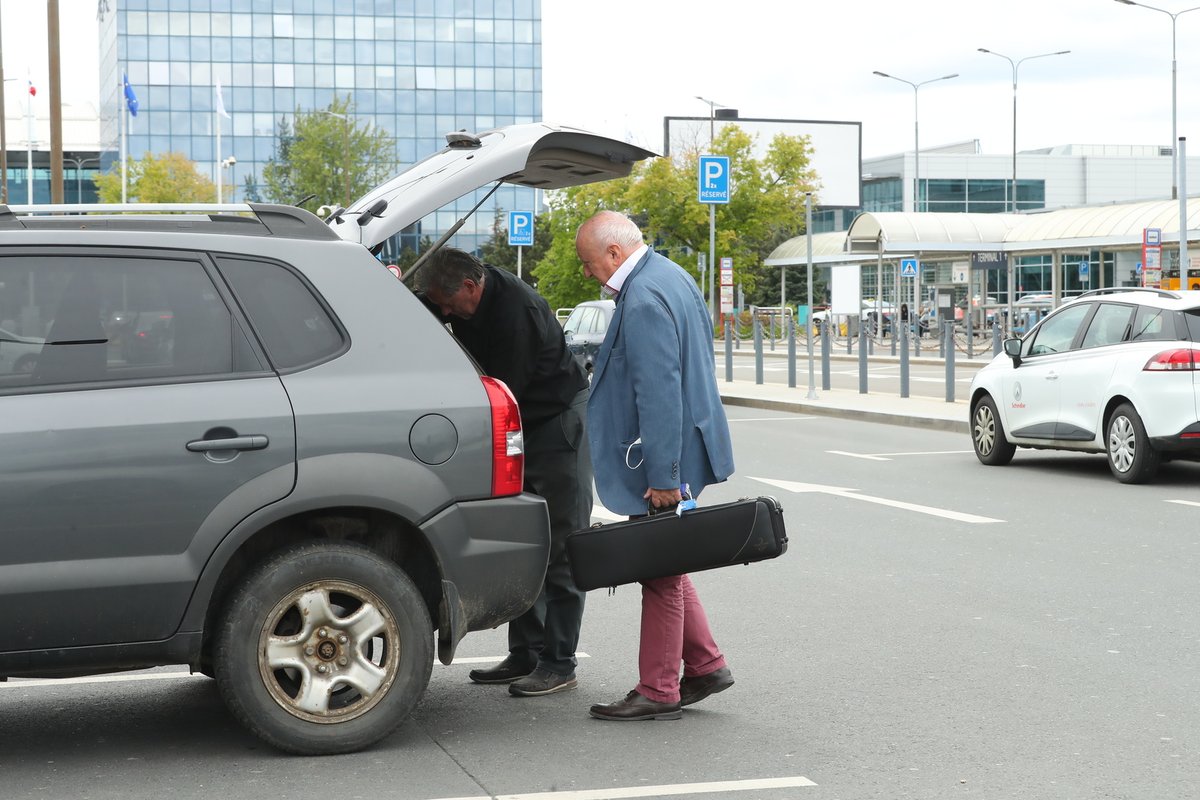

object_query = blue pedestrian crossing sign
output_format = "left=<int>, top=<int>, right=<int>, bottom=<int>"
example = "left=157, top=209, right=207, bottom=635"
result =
left=508, top=211, right=534, bottom=246
left=900, top=258, right=918, bottom=278
left=698, top=155, right=730, bottom=204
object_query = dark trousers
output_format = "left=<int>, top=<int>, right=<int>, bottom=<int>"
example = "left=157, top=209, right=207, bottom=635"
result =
left=508, top=388, right=592, bottom=675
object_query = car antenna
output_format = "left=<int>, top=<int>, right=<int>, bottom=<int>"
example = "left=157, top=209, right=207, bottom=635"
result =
left=293, top=193, right=317, bottom=208
left=403, top=181, right=502, bottom=287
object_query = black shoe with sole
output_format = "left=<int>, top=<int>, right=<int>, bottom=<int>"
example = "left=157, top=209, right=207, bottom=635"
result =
left=468, top=655, right=534, bottom=685
left=509, top=667, right=578, bottom=697
left=679, top=666, right=734, bottom=707
left=589, top=689, right=682, bottom=721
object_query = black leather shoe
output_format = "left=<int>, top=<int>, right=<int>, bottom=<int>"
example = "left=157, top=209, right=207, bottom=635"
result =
left=589, top=689, right=682, bottom=721
left=679, top=666, right=734, bottom=707
left=509, top=667, right=578, bottom=697
left=468, top=655, right=534, bottom=685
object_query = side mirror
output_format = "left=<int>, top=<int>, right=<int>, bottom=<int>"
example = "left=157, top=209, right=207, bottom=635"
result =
left=1003, top=336, right=1022, bottom=367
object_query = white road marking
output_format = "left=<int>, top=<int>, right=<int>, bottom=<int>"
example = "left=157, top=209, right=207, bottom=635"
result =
left=827, top=450, right=891, bottom=461
left=749, top=476, right=1003, bottom=524
left=429, top=776, right=817, bottom=800
left=1, top=654, right=598, bottom=689
left=591, top=507, right=625, bottom=522
left=729, top=416, right=817, bottom=422
left=449, top=654, right=589, bottom=666
left=1166, top=499, right=1200, bottom=508
left=828, top=449, right=973, bottom=461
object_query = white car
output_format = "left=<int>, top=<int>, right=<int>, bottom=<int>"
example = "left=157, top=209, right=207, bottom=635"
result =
left=969, top=288, right=1200, bottom=483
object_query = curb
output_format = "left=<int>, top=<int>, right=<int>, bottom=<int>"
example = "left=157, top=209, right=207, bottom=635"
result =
left=718, top=393, right=970, bottom=435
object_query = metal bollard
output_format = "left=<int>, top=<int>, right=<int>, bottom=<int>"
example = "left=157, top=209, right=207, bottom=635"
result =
left=899, top=320, right=910, bottom=399
left=868, top=330, right=874, bottom=356
left=992, top=321, right=1001, bottom=357
left=769, top=314, right=776, bottom=352
left=939, top=319, right=945, bottom=358
left=890, top=318, right=897, bottom=356
left=787, top=317, right=796, bottom=388
left=858, top=322, right=868, bottom=394
left=847, top=320, right=852, bottom=355
left=944, top=321, right=955, bottom=403
left=754, top=316, right=764, bottom=385
left=724, top=319, right=733, bottom=383
left=821, top=319, right=831, bottom=391
left=914, top=322, right=921, bottom=357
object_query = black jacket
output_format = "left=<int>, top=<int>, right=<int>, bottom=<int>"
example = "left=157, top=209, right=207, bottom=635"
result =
left=443, top=265, right=587, bottom=427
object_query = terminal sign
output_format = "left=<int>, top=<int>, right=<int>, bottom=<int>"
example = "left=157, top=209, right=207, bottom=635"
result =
left=698, top=155, right=730, bottom=204
left=970, top=251, right=1007, bottom=270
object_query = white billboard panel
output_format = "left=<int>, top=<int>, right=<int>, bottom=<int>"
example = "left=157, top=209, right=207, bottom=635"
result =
left=664, top=116, right=862, bottom=208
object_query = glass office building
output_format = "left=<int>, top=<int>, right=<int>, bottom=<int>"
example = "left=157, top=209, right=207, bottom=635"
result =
left=98, top=0, right=542, bottom=257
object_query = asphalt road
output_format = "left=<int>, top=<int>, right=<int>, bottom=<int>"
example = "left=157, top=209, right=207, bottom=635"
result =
left=3, top=409, right=1198, bottom=799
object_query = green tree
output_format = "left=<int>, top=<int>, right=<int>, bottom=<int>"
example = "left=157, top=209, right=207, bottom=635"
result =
left=476, top=208, right=553, bottom=286
left=93, top=151, right=217, bottom=203
left=259, top=95, right=396, bottom=208
left=533, top=124, right=819, bottom=310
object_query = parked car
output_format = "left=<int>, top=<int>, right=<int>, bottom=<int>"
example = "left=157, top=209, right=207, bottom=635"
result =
left=562, top=299, right=614, bottom=375
left=0, top=123, right=653, bottom=755
left=969, top=287, right=1200, bottom=483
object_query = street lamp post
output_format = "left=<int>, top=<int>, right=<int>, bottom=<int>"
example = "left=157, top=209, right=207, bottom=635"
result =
left=695, top=95, right=725, bottom=327
left=873, top=70, right=957, bottom=327
left=62, top=156, right=100, bottom=202
left=221, top=155, right=237, bottom=202
left=978, top=47, right=1069, bottom=332
left=1116, top=0, right=1200, bottom=200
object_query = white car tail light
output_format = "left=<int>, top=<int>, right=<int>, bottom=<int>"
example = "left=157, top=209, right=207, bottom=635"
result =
left=481, top=377, right=524, bottom=496
left=1143, top=348, right=1200, bottom=371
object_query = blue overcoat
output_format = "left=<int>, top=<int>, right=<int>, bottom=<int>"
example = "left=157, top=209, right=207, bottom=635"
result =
left=587, top=249, right=735, bottom=515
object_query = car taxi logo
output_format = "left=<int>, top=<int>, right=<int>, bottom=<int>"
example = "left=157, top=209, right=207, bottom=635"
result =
left=1012, top=381, right=1025, bottom=409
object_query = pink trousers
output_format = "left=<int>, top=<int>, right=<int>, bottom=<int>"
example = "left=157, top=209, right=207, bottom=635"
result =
left=635, top=574, right=727, bottom=703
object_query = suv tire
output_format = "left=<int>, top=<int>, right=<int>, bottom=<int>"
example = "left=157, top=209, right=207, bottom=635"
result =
left=972, top=394, right=1016, bottom=466
left=1106, top=403, right=1161, bottom=484
left=213, top=540, right=433, bottom=755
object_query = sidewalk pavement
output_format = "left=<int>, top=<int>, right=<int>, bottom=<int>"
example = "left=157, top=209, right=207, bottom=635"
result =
left=718, top=379, right=969, bottom=435
left=713, top=345, right=986, bottom=434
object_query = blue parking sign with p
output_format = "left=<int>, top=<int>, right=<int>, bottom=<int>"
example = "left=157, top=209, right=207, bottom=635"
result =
left=508, top=211, right=534, bottom=246
left=698, top=155, right=730, bottom=204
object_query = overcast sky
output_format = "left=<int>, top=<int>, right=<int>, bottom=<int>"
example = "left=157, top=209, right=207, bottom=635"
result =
left=7, top=0, right=1200, bottom=164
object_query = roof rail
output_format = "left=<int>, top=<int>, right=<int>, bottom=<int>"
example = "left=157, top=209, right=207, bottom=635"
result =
left=0, top=202, right=339, bottom=241
left=1076, top=287, right=1180, bottom=301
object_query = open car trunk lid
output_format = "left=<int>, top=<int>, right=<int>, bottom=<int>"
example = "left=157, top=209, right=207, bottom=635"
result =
left=331, top=123, right=657, bottom=251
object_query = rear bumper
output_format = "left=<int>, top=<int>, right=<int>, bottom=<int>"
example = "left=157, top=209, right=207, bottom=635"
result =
left=1151, top=421, right=1200, bottom=452
left=420, top=492, right=550, bottom=662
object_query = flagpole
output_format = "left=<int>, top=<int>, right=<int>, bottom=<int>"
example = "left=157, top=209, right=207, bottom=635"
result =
left=120, top=80, right=127, bottom=203
left=26, top=71, right=34, bottom=202
left=216, top=100, right=222, bottom=204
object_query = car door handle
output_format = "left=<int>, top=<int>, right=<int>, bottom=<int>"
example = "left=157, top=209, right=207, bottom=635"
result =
left=186, top=435, right=269, bottom=453
left=1045, top=372, right=1059, bottom=380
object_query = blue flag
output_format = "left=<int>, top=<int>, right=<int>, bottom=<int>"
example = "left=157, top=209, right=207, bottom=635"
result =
left=123, top=72, right=139, bottom=117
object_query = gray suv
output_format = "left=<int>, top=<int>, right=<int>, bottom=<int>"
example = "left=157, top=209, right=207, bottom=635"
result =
left=0, top=124, right=652, bottom=755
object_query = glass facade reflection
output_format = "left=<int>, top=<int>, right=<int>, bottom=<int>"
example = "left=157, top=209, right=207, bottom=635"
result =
left=98, top=0, right=542, bottom=257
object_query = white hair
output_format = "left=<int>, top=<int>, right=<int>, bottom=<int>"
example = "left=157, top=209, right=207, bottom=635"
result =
left=583, top=211, right=644, bottom=250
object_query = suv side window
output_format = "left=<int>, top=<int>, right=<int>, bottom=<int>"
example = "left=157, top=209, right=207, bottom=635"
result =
left=1131, top=306, right=1177, bottom=342
left=0, top=255, right=261, bottom=391
left=216, top=256, right=345, bottom=370
left=1080, top=303, right=1133, bottom=348
left=1025, top=302, right=1092, bottom=356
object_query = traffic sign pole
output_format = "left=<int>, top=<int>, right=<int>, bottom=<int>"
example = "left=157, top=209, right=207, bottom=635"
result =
left=698, top=155, right=730, bottom=329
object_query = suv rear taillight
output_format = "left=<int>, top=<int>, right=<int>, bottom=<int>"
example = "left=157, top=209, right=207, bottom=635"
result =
left=1143, top=349, right=1200, bottom=371
left=481, top=377, right=524, bottom=496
